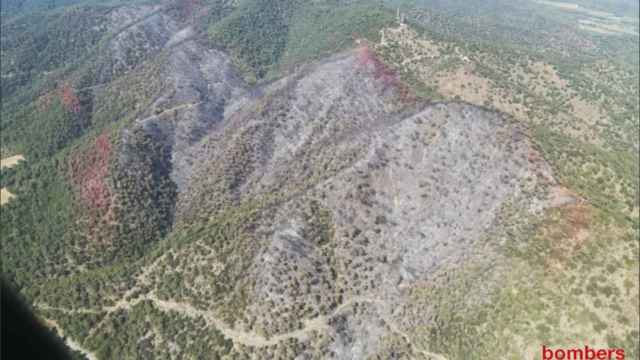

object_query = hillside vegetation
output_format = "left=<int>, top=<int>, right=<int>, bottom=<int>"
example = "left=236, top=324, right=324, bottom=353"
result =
left=0, top=0, right=637, bottom=359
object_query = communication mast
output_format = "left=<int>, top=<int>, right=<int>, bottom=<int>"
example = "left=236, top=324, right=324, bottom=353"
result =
left=397, top=8, right=405, bottom=25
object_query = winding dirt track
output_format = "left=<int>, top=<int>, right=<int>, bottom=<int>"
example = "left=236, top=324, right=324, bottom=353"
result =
left=39, top=291, right=448, bottom=359
left=31, top=143, right=448, bottom=357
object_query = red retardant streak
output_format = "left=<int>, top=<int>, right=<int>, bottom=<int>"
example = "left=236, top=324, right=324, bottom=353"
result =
left=69, top=133, right=112, bottom=211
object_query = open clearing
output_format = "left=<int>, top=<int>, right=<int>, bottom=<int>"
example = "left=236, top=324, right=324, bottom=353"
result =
left=0, top=154, right=25, bottom=169
left=1, top=154, right=25, bottom=206
left=579, top=19, right=639, bottom=36
left=534, top=0, right=579, bottom=11
left=534, top=0, right=639, bottom=36
left=1, top=188, right=15, bottom=206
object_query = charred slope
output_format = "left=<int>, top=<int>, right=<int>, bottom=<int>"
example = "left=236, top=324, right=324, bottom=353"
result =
left=2, top=2, right=636, bottom=359
left=27, top=17, right=558, bottom=354
left=0, top=3, right=563, bottom=358
left=102, top=48, right=557, bottom=358
left=0, top=3, right=253, bottom=270
left=57, top=6, right=253, bottom=265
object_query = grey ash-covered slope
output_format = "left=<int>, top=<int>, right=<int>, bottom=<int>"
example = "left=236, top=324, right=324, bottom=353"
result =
left=20, top=5, right=559, bottom=358
left=118, top=23, right=251, bottom=192
left=126, top=43, right=556, bottom=357
left=92, top=5, right=251, bottom=191
left=54, top=4, right=254, bottom=264
left=4, top=1, right=635, bottom=358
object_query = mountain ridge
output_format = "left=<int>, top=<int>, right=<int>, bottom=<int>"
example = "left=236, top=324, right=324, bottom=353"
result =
left=1, top=1, right=637, bottom=359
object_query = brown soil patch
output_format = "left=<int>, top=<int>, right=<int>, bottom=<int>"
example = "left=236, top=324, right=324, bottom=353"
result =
left=569, top=96, right=604, bottom=126
left=548, top=185, right=580, bottom=208
left=436, top=66, right=490, bottom=105
left=545, top=202, right=592, bottom=271
left=528, top=61, right=567, bottom=90
left=564, top=203, right=590, bottom=248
